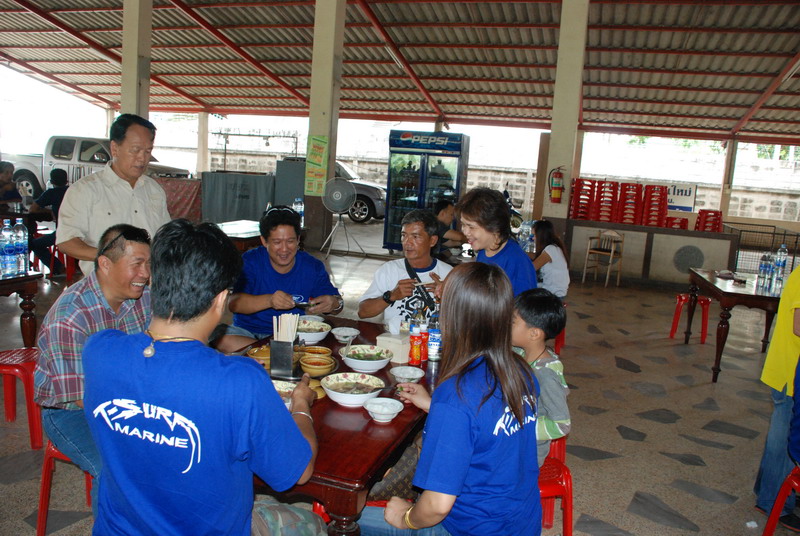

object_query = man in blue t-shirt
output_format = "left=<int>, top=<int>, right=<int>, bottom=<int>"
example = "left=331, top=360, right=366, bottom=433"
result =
left=218, top=206, right=343, bottom=353
left=83, top=219, right=325, bottom=535
left=30, top=168, right=70, bottom=274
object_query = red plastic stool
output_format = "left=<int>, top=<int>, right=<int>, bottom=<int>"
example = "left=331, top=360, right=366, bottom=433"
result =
left=554, top=302, right=567, bottom=354
left=669, top=294, right=711, bottom=344
left=539, top=438, right=573, bottom=535
left=0, top=347, right=43, bottom=449
left=763, top=466, right=800, bottom=535
left=37, top=440, right=93, bottom=536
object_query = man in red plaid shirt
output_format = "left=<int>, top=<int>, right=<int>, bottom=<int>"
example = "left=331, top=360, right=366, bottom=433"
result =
left=34, top=223, right=152, bottom=516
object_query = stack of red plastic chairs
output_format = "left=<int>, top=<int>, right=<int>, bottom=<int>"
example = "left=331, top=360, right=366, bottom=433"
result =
left=614, top=183, right=643, bottom=225
left=694, top=209, right=723, bottom=232
left=664, top=216, right=689, bottom=229
left=591, top=181, right=619, bottom=222
left=567, top=179, right=597, bottom=220
left=641, top=185, right=669, bottom=227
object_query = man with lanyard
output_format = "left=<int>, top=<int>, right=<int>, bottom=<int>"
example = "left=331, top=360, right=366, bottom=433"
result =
left=34, top=224, right=152, bottom=515
left=359, top=210, right=452, bottom=333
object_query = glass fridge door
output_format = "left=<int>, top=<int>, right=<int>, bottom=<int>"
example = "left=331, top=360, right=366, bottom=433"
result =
left=385, top=153, right=423, bottom=248
left=422, top=156, right=459, bottom=210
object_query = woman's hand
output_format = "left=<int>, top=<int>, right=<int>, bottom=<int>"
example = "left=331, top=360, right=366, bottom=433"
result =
left=397, top=382, right=432, bottom=413
left=384, top=497, right=412, bottom=529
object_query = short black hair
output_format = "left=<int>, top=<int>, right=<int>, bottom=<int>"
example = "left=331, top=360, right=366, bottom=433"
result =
left=95, top=224, right=151, bottom=269
left=109, top=114, right=156, bottom=144
left=514, top=288, right=566, bottom=340
left=259, top=206, right=301, bottom=239
left=433, top=199, right=454, bottom=216
left=401, top=209, right=438, bottom=238
left=0, top=161, right=13, bottom=174
left=455, top=187, right=512, bottom=245
left=150, top=219, right=242, bottom=322
left=49, top=168, right=69, bottom=187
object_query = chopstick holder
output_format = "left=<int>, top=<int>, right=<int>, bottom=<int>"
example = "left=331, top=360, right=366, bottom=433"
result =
left=270, top=339, right=295, bottom=377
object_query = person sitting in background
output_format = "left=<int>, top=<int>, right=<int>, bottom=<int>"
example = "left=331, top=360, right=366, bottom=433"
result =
left=29, top=168, right=70, bottom=275
left=83, top=219, right=325, bottom=535
left=513, top=288, right=570, bottom=466
left=432, top=200, right=465, bottom=266
left=755, top=265, right=800, bottom=531
left=456, top=187, right=537, bottom=296
left=532, top=219, right=570, bottom=298
left=358, top=209, right=451, bottom=333
left=0, top=161, right=21, bottom=205
left=359, top=262, right=541, bottom=535
left=217, top=206, right=343, bottom=353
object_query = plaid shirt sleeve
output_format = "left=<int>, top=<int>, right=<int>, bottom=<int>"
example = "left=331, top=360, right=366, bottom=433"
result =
left=36, top=312, right=93, bottom=408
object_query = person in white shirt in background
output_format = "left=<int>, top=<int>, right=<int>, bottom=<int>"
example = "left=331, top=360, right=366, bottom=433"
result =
left=532, top=219, right=570, bottom=298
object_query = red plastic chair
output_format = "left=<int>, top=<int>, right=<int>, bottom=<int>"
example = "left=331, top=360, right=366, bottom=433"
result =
left=540, top=436, right=573, bottom=535
left=763, top=466, right=800, bottom=535
left=554, top=302, right=567, bottom=354
left=669, top=293, right=711, bottom=344
left=49, top=244, right=77, bottom=283
left=0, top=347, right=43, bottom=449
left=37, top=440, right=93, bottom=536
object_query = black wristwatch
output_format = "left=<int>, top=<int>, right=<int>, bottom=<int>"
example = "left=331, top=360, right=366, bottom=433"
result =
left=382, top=290, right=395, bottom=305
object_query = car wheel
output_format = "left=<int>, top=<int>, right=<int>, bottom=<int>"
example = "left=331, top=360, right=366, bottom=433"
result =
left=348, top=195, right=374, bottom=223
left=14, top=171, right=43, bottom=198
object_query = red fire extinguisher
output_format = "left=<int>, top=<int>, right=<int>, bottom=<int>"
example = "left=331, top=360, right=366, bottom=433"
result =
left=548, top=167, right=565, bottom=203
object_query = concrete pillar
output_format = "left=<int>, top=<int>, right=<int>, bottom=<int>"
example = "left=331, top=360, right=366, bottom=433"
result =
left=120, top=0, right=152, bottom=117
left=719, top=140, right=738, bottom=215
left=304, top=0, right=346, bottom=249
left=543, top=0, right=590, bottom=219
left=196, top=112, right=209, bottom=174
left=105, top=108, right=116, bottom=136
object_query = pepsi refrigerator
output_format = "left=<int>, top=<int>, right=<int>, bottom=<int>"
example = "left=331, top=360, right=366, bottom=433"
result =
left=383, top=130, right=470, bottom=251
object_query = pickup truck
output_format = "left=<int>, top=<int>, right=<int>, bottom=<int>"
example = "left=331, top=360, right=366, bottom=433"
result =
left=3, top=135, right=190, bottom=197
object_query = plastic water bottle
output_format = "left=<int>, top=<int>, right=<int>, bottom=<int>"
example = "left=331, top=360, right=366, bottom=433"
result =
left=518, top=221, right=531, bottom=249
left=293, top=197, right=305, bottom=228
left=758, top=252, right=770, bottom=287
left=427, top=313, right=441, bottom=362
left=0, top=220, right=16, bottom=278
left=775, top=244, right=789, bottom=285
left=13, top=218, right=28, bottom=275
left=765, top=252, right=775, bottom=290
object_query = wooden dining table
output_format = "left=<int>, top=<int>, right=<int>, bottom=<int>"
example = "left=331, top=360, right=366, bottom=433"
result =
left=685, top=268, right=781, bottom=383
left=0, top=271, right=44, bottom=347
left=251, top=316, right=427, bottom=535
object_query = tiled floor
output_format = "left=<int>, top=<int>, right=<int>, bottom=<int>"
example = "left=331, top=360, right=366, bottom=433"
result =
left=0, top=220, right=792, bottom=535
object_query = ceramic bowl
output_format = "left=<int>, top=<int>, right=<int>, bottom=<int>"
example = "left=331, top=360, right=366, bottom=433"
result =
left=302, top=346, right=332, bottom=357
left=300, top=354, right=336, bottom=376
left=363, top=397, right=404, bottom=424
left=389, top=366, right=425, bottom=384
left=271, top=380, right=296, bottom=409
left=297, top=320, right=331, bottom=344
left=321, top=372, right=385, bottom=407
left=340, top=345, right=393, bottom=373
left=300, top=315, right=324, bottom=323
left=331, top=326, right=360, bottom=344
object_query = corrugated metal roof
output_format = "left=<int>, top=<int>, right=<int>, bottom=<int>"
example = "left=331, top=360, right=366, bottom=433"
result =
left=0, top=0, right=798, bottom=144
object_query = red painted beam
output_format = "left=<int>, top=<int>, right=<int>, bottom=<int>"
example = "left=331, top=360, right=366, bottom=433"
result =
left=166, top=0, right=309, bottom=106
left=11, top=0, right=208, bottom=109
left=354, top=0, right=446, bottom=120
left=730, top=50, right=800, bottom=135
left=0, top=52, right=118, bottom=108
left=587, top=24, right=798, bottom=34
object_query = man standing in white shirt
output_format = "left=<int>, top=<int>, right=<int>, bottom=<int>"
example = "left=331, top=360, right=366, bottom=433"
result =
left=57, top=114, right=171, bottom=275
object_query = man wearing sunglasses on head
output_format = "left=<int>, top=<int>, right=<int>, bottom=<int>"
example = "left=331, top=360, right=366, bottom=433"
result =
left=216, top=206, right=343, bottom=353
left=34, top=224, right=152, bottom=516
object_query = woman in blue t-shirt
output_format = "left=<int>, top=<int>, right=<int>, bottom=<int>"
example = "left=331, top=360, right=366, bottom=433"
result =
left=456, top=187, right=537, bottom=296
left=359, top=262, right=541, bottom=536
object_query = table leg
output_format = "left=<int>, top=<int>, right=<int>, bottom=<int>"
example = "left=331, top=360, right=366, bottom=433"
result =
left=327, top=514, right=360, bottom=536
left=19, top=291, right=37, bottom=347
left=762, top=311, right=775, bottom=353
left=712, top=307, right=732, bottom=383
left=684, top=284, right=699, bottom=344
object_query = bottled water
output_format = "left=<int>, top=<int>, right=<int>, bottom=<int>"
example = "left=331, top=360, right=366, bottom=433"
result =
left=13, top=218, right=28, bottom=275
left=0, top=220, right=16, bottom=278
left=292, top=197, right=305, bottom=227
left=427, top=313, right=441, bottom=362
left=775, top=244, right=789, bottom=284
left=517, top=221, right=531, bottom=249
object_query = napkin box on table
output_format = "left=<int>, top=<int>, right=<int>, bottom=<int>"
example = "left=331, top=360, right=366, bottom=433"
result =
left=376, top=332, right=410, bottom=364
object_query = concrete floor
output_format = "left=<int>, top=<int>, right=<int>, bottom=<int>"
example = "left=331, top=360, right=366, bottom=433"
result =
left=0, top=217, right=793, bottom=535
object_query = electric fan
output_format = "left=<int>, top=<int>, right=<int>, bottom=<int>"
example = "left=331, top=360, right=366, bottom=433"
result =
left=319, top=178, right=366, bottom=258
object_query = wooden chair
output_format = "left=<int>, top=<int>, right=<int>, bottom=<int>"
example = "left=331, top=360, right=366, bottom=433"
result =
left=37, top=440, right=92, bottom=536
left=582, top=230, right=624, bottom=287
left=540, top=436, right=573, bottom=535
left=763, top=465, right=800, bottom=535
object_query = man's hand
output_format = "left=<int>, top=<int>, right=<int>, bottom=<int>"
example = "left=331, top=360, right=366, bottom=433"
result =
left=391, top=278, right=417, bottom=302
left=307, top=295, right=340, bottom=315
left=428, top=272, right=445, bottom=299
left=271, top=290, right=296, bottom=310
left=290, top=374, right=316, bottom=410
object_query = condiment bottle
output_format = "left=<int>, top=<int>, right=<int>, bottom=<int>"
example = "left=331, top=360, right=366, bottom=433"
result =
left=408, top=326, right=423, bottom=366
left=419, top=323, right=429, bottom=362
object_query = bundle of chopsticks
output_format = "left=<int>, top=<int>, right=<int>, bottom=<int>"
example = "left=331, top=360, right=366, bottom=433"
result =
left=273, top=313, right=299, bottom=342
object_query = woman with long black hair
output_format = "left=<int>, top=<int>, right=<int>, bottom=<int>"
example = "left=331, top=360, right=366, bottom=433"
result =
left=359, top=262, right=541, bottom=536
